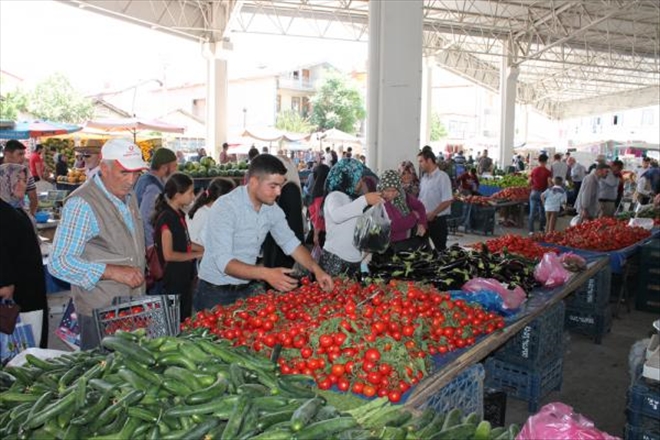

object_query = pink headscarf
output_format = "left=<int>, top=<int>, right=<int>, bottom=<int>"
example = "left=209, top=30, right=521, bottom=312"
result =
left=0, top=163, right=28, bottom=207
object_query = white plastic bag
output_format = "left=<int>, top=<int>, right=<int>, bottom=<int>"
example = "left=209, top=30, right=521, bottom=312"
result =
left=353, top=204, right=391, bottom=253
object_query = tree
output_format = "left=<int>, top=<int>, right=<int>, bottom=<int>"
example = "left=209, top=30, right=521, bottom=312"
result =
left=310, top=72, right=365, bottom=134
left=0, top=88, right=28, bottom=120
left=275, top=110, right=314, bottom=133
left=430, top=112, right=448, bottom=141
left=26, top=73, right=94, bottom=123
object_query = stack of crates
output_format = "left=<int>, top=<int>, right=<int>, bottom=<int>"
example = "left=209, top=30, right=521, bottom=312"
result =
left=636, top=239, right=660, bottom=313
left=625, top=376, right=660, bottom=440
left=485, top=301, right=566, bottom=412
left=564, top=264, right=613, bottom=344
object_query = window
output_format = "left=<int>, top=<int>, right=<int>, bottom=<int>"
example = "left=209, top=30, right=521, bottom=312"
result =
left=613, top=115, right=619, bottom=126
left=291, top=96, right=301, bottom=113
left=292, top=70, right=300, bottom=80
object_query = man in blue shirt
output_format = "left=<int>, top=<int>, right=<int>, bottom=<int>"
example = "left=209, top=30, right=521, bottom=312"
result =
left=195, top=154, right=333, bottom=311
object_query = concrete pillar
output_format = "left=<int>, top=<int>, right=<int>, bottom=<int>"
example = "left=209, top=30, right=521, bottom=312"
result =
left=203, top=41, right=231, bottom=160
left=420, top=58, right=433, bottom=146
left=498, top=42, right=519, bottom=170
left=367, top=0, right=424, bottom=173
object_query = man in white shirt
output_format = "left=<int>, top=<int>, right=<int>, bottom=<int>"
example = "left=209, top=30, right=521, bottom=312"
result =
left=550, top=153, right=569, bottom=184
left=417, top=150, right=453, bottom=251
left=567, top=156, right=586, bottom=206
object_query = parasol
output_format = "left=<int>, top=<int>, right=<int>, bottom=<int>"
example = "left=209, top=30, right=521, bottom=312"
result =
left=85, top=118, right=185, bottom=142
left=0, top=120, right=83, bottom=140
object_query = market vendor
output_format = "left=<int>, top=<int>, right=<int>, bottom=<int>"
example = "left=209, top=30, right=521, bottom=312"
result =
left=195, top=154, right=334, bottom=312
left=49, top=138, right=149, bottom=350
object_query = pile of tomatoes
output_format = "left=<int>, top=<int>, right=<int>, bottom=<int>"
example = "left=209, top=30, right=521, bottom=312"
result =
left=100, top=304, right=156, bottom=336
left=471, top=234, right=559, bottom=261
left=491, top=187, right=531, bottom=201
left=183, top=279, right=506, bottom=402
left=541, top=217, right=651, bottom=252
left=458, top=195, right=494, bottom=206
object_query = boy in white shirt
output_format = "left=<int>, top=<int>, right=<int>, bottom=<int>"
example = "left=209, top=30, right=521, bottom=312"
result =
left=541, top=176, right=567, bottom=233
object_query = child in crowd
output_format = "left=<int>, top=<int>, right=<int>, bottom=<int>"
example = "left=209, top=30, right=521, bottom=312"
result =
left=187, top=178, right=236, bottom=247
left=541, top=176, right=567, bottom=233
left=152, top=173, right=204, bottom=320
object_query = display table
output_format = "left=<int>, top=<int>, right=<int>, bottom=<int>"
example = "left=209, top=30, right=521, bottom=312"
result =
left=404, top=257, right=609, bottom=408
left=36, top=218, right=59, bottom=242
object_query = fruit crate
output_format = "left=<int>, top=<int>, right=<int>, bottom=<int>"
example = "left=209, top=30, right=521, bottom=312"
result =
left=564, top=305, right=612, bottom=344
left=93, top=295, right=175, bottom=341
left=625, top=422, right=660, bottom=440
left=484, top=356, right=563, bottom=413
left=566, top=265, right=612, bottom=311
left=494, top=301, right=565, bottom=368
left=410, top=363, right=485, bottom=419
left=466, top=205, right=496, bottom=235
left=112, top=295, right=181, bottom=336
left=636, top=267, right=660, bottom=313
left=627, top=376, right=660, bottom=422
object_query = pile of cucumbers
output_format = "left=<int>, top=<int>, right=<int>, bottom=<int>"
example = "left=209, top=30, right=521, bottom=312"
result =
left=0, top=330, right=519, bottom=439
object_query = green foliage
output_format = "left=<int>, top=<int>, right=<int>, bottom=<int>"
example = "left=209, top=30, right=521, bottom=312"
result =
left=275, top=110, right=314, bottom=133
left=430, top=113, right=447, bottom=141
left=310, top=72, right=365, bottom=134
left=0, top=83, right=28, bottom=120
left=26, top=72, right=94, bottom=124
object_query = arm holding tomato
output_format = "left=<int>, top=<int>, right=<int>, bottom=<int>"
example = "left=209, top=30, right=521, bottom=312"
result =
left=290, top=246, right=334, bottom=291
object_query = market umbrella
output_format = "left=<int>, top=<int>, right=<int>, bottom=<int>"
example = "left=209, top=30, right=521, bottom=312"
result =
left=0, top=120, right=83, bottom=140
left=85, top=117, right=185, bottom=142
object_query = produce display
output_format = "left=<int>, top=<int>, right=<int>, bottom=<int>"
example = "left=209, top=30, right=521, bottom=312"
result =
left=43, top=138, right=76, bottom=170
left=470, top=234, right=559, bottom=261
left=538, top=217, right=652, bottom=252
left=56, top=168, right=86, bottom=184
left=481, top=174, right=528, bottom=188
left=179, top=157, right=249, bottom=178
left=457, top=195, right=494, bottom=206
left=183, top=277, right=506, bottom=402
left=491, top=187, right=531, bottom=202
left=368, top=245, right=539, bottom=293
left=0, top=331, right=520, bottom=440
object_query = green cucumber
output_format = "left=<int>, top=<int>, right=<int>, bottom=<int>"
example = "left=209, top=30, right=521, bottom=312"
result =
left=441, top=408, right=463, bottom=430
left=403, top=408, right=435, bottom=432
left=161, top=379, right=193, bottom=397
left=27, top=391, right=77, bottom=429
left=156, top=352, right=197, bottom=370
left=118, top=368, right=151, bottom=391
left=276, top=377, right=315, bottom=398
left=163, top=395, right=240, bottom=418
left=296, top=416, right=359, bottom=440
left=123, top=357, right=162, bottom=385
left=473, top=420, right=491, bottom=440
left=229, top=363, right=246, bottom=389
left=249, top=428, right=294, bottom=440
left=462, top=411, right=480, bottom=425
left=429, top=422, right=476, bottom=440
left=221, top=395, right=251, bottom=440
left=377, top=426, right=407, bottom=440
left=237, top=383, right=269, bottom=397
left=164, top=366, right=203, bottom=390
left=290, top=397, right=324, bottom=432
left=179, top=341, right=212, bottom=363
left=26, top=390, right=55, bottom=421
left=25, top=354, right=62, bottom=371
left=101, top=337, right=156, bottom=366
left=127, top=406, right=160, bottom=423
left=0, top=392, right=41, bottom=403
left=180, top=418, right=220, bottom=439
left=313, top=405, right=341, bottom=422
left=416, top=412, right=446, bottom=439
left=256, top=409, right=296, bottom=431
left=251, top=395, right=292, bottom=411
left=185, top=375, right=229, bottom=404
left=71, top=390, right=113, bottom=425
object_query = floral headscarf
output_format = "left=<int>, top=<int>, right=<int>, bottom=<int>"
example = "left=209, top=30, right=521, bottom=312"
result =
left=0, top=163, right=28, bottom=208
left=377, top=170, right=410, bottom=215
left=398, top=160, right=420, bottom=197
left=325, top=158, right=365, bottom=199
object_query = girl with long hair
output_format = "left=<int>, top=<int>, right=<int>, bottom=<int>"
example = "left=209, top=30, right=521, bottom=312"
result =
left=187, top=178, right=235, bottom=246
left=308, top=163, right=330, bottom=248
left=152, top=173, right=203, bottom=320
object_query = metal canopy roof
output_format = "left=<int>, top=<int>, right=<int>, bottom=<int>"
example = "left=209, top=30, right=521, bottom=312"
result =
left=60, top=0, right=660, bottom=120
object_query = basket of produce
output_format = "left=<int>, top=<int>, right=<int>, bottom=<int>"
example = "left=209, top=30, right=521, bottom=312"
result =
left=93, top=295, right=174, bottom=341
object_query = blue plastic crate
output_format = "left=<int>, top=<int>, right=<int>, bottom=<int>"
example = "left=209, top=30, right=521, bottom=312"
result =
left=566, top=265, right=612, bottom=311
left=636, top=267, right=660, bottom=313
left=413, top=363, right=485, bottom=419
left=625, top=423, right=660, bottom=440
left=484, top=356, right=563, bottom=413
left=627, top=377, right=660, bottom=421
left=564, top=305, right=612, bottom=344
left=494, top=301, right=565, bottom=368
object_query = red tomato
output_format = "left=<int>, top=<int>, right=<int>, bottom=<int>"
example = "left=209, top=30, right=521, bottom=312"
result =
left=352, top=382, right=365, bottom=394
left=331, top=364, right=345, bottom=377
left=388, top=390, right=402, bottom=403
left=363, top=385, right=376, bottom=397
left=364, top=348, right=381, bottom=363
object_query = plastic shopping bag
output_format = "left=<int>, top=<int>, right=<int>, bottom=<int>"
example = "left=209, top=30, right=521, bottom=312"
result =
left=55, top=298, right=80, bottom=349
left=462, top=278, right=526, bottom=310
left=534, top=252, right=571, bottom=288
left=353, top=204, right=391, bottom=254
left=517, top=402, right=621, bottom=440
left=0, top=314, right=36, bottom=365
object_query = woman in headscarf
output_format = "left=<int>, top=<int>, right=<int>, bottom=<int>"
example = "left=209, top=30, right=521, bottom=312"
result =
left=378, top=170, right=428, bottom=252
left=321, top=158, right=382, bottom=277
left=0, top=163, right=48, bottom=348
left=398, top=160, right=420, bottom=197
left=263, top=155, right=305, bottom=269
left=308, top=164, right=330, bottom=248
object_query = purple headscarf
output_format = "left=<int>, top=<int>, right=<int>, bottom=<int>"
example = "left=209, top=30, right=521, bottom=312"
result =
left=0, top=163, right=28, bottom=207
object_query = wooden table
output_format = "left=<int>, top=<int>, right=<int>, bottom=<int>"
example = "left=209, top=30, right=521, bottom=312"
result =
left=404, top=257, right=609, bottom=408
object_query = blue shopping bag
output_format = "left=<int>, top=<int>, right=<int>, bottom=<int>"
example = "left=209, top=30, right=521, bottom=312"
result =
left=0, top=314, right=36, bottom=365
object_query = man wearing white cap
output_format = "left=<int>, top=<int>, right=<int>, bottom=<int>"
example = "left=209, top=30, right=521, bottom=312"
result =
left=49, top=138, right=149, bottom=350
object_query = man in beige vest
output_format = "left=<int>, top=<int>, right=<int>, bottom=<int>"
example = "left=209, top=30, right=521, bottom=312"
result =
left=49, top=138, right=148, bottom=349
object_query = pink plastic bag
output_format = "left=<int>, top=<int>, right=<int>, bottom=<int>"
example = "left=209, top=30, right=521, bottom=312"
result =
left=534, top=252, right=571, bottom=288
left=462, top=278, right=526, bottom=309
left=517, top=402, right=621, bottom=440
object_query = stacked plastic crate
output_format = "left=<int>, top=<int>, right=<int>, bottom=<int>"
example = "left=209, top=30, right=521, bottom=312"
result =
left=636, top=240, right=660, bottom=314
left=564, top=264, right=613, bottom=344
left=465, top=204, right=496, bottom=235
left=484, top=301, right=566, bottom=412
left=625, top=376, right=660, bottom=440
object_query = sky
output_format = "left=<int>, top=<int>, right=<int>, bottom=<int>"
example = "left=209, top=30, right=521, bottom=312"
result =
left=0, top=0, right=367, bottom=94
